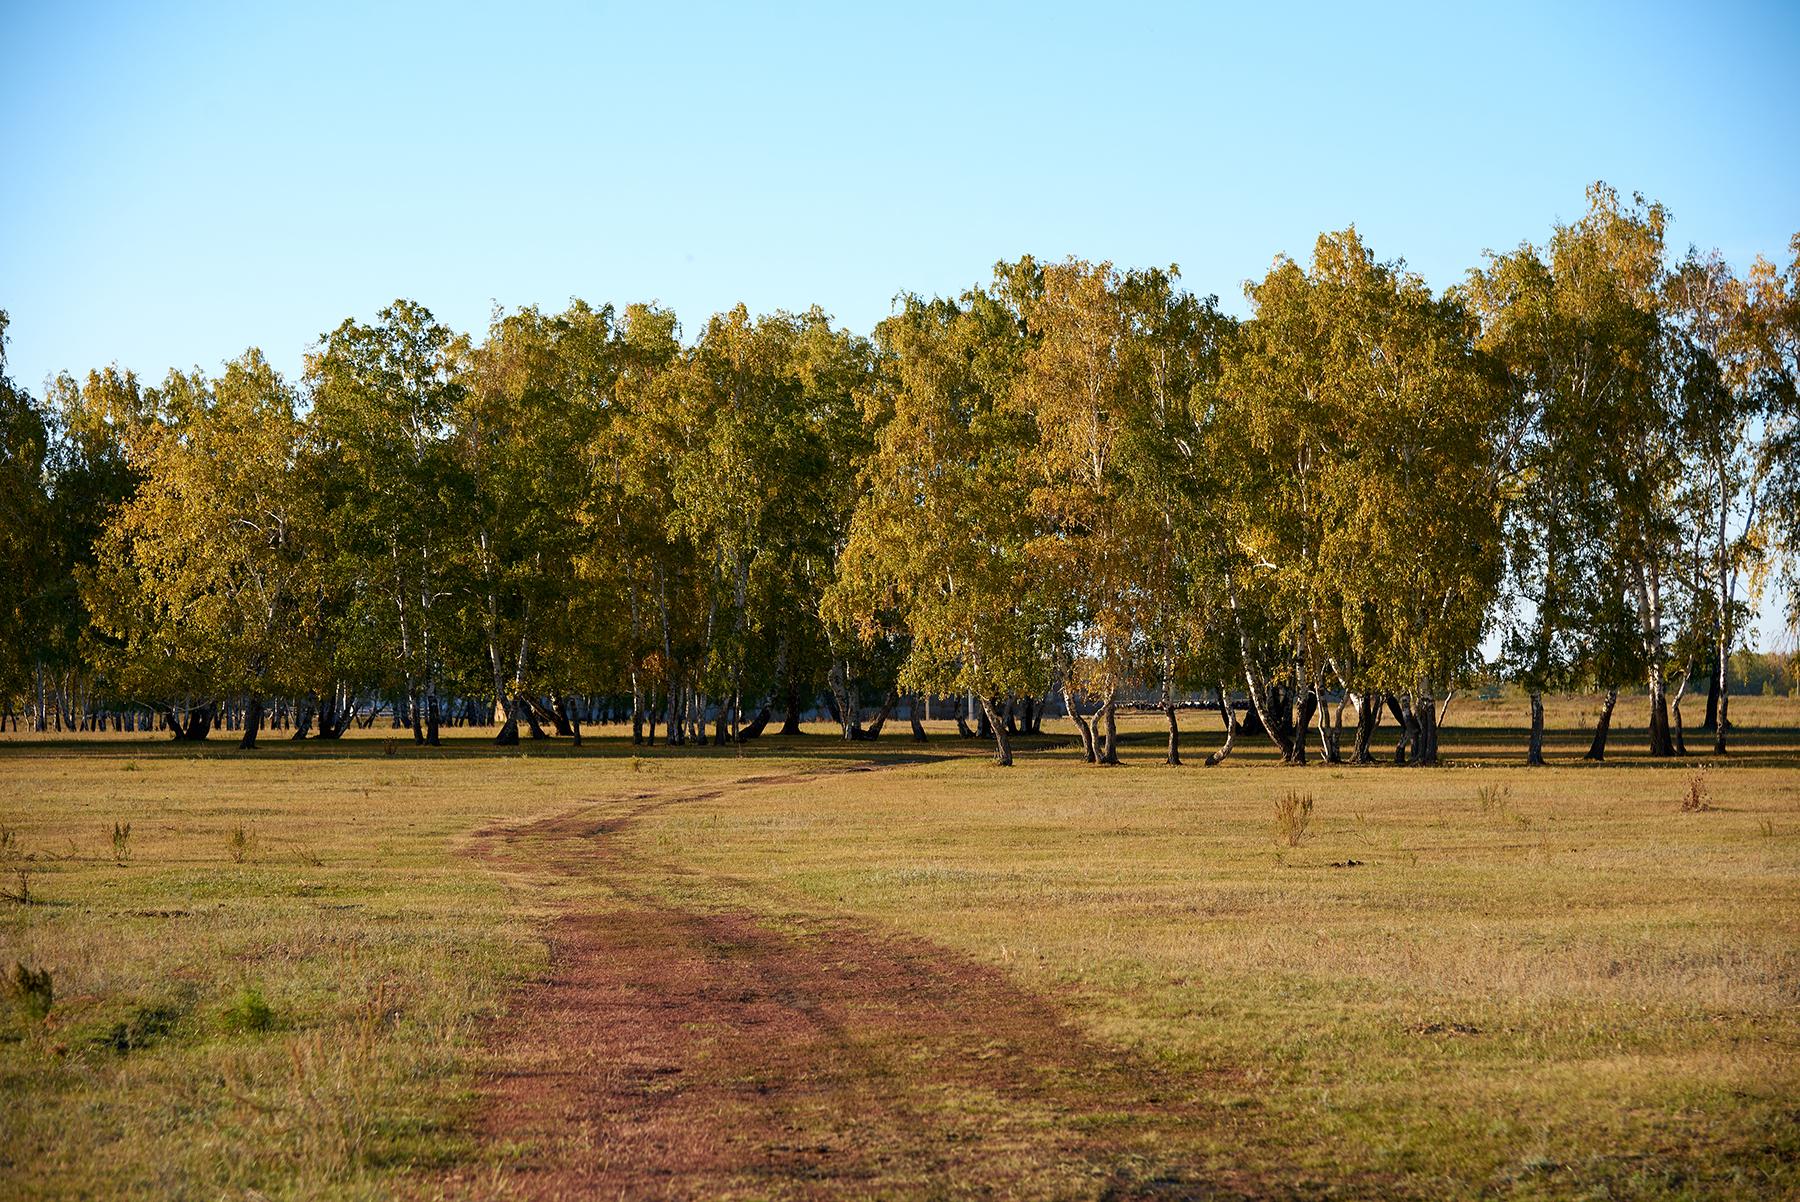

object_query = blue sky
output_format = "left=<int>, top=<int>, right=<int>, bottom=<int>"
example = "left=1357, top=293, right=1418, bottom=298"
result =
left=4, top=0, right=1798, bottom=633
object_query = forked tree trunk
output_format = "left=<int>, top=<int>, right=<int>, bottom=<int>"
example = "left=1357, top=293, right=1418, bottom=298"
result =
left=1385, top=693, right=1412, bottom=764
left=1064, top=685, right=1098, bottom=763
left=1585, top=687, right=1618, bottom=761
left=979, top=696, right=1012, bottom=766
left=494, top=697, right=521, bottom=746
left=1288, top=690, right=1317, bottom=766
left=908, top=695, right=928, bottom=743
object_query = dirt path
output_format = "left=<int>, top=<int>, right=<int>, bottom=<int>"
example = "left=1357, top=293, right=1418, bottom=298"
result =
left=436, top=762, right=1263, bottom=1201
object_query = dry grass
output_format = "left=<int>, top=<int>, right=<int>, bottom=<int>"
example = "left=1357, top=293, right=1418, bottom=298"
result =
left=1273, top=789, right=1314, bottom=847
left=0, top=694, right=1796, bottom=1199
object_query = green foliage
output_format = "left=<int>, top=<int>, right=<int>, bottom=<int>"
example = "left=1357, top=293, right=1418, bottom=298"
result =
left=3, top=188, right=1796, bottom=767
left=220, top=986, right=274, bottom=1034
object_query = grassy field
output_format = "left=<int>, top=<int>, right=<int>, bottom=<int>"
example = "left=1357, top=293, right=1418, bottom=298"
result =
left=1, top=695, right=1796, bottom=1199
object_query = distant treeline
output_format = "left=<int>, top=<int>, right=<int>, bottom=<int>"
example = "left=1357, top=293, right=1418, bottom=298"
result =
left=2, top=184, right=1796, bottom=765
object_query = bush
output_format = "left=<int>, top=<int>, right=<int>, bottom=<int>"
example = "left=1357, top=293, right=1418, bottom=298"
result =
left=1274, top=790, right=1314, bottom=847
left=6, top=962, right=53, bottom=1024
left=1681, top=768, right=1713, bottom=813
left=221, top=986, right=274, bottom=1034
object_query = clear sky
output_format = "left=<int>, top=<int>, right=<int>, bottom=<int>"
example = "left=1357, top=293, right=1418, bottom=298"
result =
left=4, top=0, right=1798, bottom=634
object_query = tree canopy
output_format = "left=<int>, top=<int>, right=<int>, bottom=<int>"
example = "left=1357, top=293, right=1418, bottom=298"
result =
left=3, top=186, right=1796, bottom=764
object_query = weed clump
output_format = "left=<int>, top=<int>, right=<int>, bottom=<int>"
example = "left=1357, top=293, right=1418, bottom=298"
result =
left=2, top=867, right=33, bottom=905
left=221, top=987, right=275, bottom=1034
left=227, top=825, right=258, bottom=863
left=1476, top=782, right=1512, bottom=816
left=6, top=962, right=53, bottom=1024
left=1273, top=790, right=1314, bottom=848
left=1681, top=768, right=1714, bottom=813
left=111, top=821, right=133, bottom=864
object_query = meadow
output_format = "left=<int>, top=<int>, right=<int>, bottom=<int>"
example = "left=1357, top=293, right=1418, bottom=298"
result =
left=1, top=696, right=1796, bottom=1200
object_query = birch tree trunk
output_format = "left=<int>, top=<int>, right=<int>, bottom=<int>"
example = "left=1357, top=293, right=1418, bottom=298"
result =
left=1585, top=687, right=1618, bottom=761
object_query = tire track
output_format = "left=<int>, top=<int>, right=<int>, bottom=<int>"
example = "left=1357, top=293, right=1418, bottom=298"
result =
left=434, top=757, right=1270, bottom=1201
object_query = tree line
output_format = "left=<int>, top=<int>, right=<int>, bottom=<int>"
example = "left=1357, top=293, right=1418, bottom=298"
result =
left=2, top=184, right=1796, bottom=764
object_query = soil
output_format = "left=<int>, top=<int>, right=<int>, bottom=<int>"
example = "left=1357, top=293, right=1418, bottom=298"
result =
left=432, top=764, right=1268, bottom=1201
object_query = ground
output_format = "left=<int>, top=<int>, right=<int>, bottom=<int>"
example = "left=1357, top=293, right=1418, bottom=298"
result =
left=1, top=696, right=1796, bottom=1200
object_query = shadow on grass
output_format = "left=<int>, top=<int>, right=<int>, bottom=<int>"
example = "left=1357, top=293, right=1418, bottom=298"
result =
left=4, top=715, right=1798, bottom=769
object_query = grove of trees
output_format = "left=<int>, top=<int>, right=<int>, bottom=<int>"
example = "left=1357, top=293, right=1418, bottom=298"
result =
left=4, top=185, right=1797, bottom=764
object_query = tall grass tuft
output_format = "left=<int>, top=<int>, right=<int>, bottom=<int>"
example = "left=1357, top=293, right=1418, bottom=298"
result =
left=1681, top=768, right=1714, bottom=813
left=1273, top=790, right=1314, bottom=847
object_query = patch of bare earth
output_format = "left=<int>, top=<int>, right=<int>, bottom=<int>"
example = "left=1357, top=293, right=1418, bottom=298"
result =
left=433, top=766, right=1271, bottom=1201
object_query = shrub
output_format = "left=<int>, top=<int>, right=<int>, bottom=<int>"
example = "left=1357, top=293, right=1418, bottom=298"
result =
left=1681, top=768, right=1713, bottom=813
left=222, top=986, right=275, bottom=1034
left=6, top=962, right=53, bottom=1024
left=1274, top=790, right=1314, bottom=848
